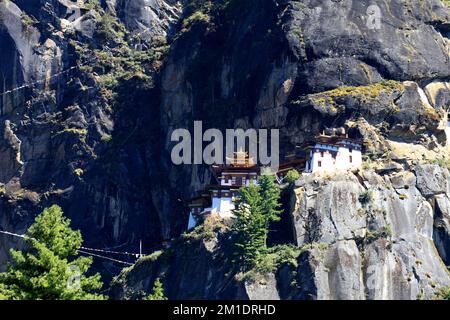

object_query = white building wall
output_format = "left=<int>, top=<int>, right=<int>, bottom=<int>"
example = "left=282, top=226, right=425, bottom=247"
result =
left=306, top=143, right=362, bottom=173
left=351, top=149, right=362, bottom=169
left=310, top=151, right=335, bottom=173
left=187, top=213, right=197, bottom=230
left=335, top=147, right=362, bottom=171
left=220, top=179, right=232, bottom=186
left=212, top=196, right=235, bottom=218
left=220, top=176, right=258, bottom=187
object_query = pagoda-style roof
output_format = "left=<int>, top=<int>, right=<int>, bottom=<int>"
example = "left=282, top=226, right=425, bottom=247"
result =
left=213, top=165, right=260, bottom=174
left=225, top=149, right=257, bottom=168
left=303, top=133, right=362, bottom=148
left=213, top=149, right=260, bottom=176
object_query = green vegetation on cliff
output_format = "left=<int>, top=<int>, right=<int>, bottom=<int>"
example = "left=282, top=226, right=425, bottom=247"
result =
left=145, top=278, right=167, bottom=301
left=284, top=169, right=300, bottom=184
left=435, top=286, right=450, bottom=299
left=295, top=80, right=404, bottom=115
left=0, top=205, right=105, bottom=300
left=232, top=174, right=282, bottom=269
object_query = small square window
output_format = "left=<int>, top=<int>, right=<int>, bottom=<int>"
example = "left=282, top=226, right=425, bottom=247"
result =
left=318, top=161, right=322, bottom=167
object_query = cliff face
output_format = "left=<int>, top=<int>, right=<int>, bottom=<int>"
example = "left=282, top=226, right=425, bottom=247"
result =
left=1, top=0, right=450, bottom=299
left=289, top=166, right=450, bottom=300
left=0, top=0, right=186, bottom=272
left=111, top=165, right=450, bottom=300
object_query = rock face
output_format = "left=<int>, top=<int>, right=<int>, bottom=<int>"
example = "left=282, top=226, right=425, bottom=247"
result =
left=288, top=169, right=450, bottom=300
left=435, top=194, right=450, bottom=265
left=0, top=0, right=186, bottom=274
left=1, top=0, right=450, bottom=299
left=112, top=167, right=450, bottom=300
left=0, top=120, right=23, bottom=182
left=116, top=0, right=182, bottom=39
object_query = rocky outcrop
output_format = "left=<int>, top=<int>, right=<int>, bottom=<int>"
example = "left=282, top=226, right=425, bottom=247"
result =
left=435, top=194, right=450, bottom=265
left=116, top=0, right=182, bottom=40
left=414, top=164, right=449, bottom=197
left=113, top=166, right=450, bottom=300
left=288, top=168, right=450, bottom=300
left=0, top=120, right=23, bottom=182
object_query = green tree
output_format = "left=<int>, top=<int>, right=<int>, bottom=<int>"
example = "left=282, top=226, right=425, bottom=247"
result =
left=0, top=284, right=12, bottom=300
left=232, top=174, right=282, bottom=269
left=284, top=169, right=300, bottom=184
left=259, top=174, right=282, bottom=220
left=145, top=278, right=167, bottom=300
left=0, top=205, right=105, bottom=300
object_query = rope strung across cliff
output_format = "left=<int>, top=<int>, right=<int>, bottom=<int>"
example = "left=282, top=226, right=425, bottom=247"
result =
left=0, top=229, right=142, bottom=264
left=79, top=246, right=141, bottom=258
left=0, top=22, right=159, bottom=99
left=0, top=229, right=34, bottom=240
left=0, top=10, right=444, bottom=99
left=0, top=65, right=80, bottom=97
left=77, top=249, right=134, bottom=266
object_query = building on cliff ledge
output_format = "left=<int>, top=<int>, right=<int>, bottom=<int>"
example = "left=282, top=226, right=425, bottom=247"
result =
left=187, top=150, right=260, bottom=230
left=187, top=131, right=363, bottom=230
left=276, top=151, right=306, bottom=183
left=187, top=194, right=211, bottom=230
left=304, top=129, right=363, bottom=174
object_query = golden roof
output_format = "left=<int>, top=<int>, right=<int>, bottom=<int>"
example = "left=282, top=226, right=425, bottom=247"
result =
left=225, top=149, right=256, bottom=168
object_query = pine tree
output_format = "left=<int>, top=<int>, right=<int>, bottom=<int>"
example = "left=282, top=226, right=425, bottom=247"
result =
left=0, top=205, right=105, bottom=300
left=232, top=174, right=282, bottom=269
left=145, top=278, right=167, bottom=300
left=0, top=284, right=12, bottom=300
left=284, top=169, right=300, bottom=184
left=259, top=174, right=282, bottom=222
left=232, top=185, right=266, bottom=268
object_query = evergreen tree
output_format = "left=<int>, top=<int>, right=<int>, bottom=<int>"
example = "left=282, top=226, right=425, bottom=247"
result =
left=145, top=278, right=167, bottom=300
left=232, top=174, right=282, bottom=269
left=0, top=205, right=105, bottom=300
left=0, top=284, right=12, bottom=300
left=284, top=169, right=300, bottom=184
left=259, top=174, right=283, bottom=222
left=232, top=185, right=266, bottom=268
